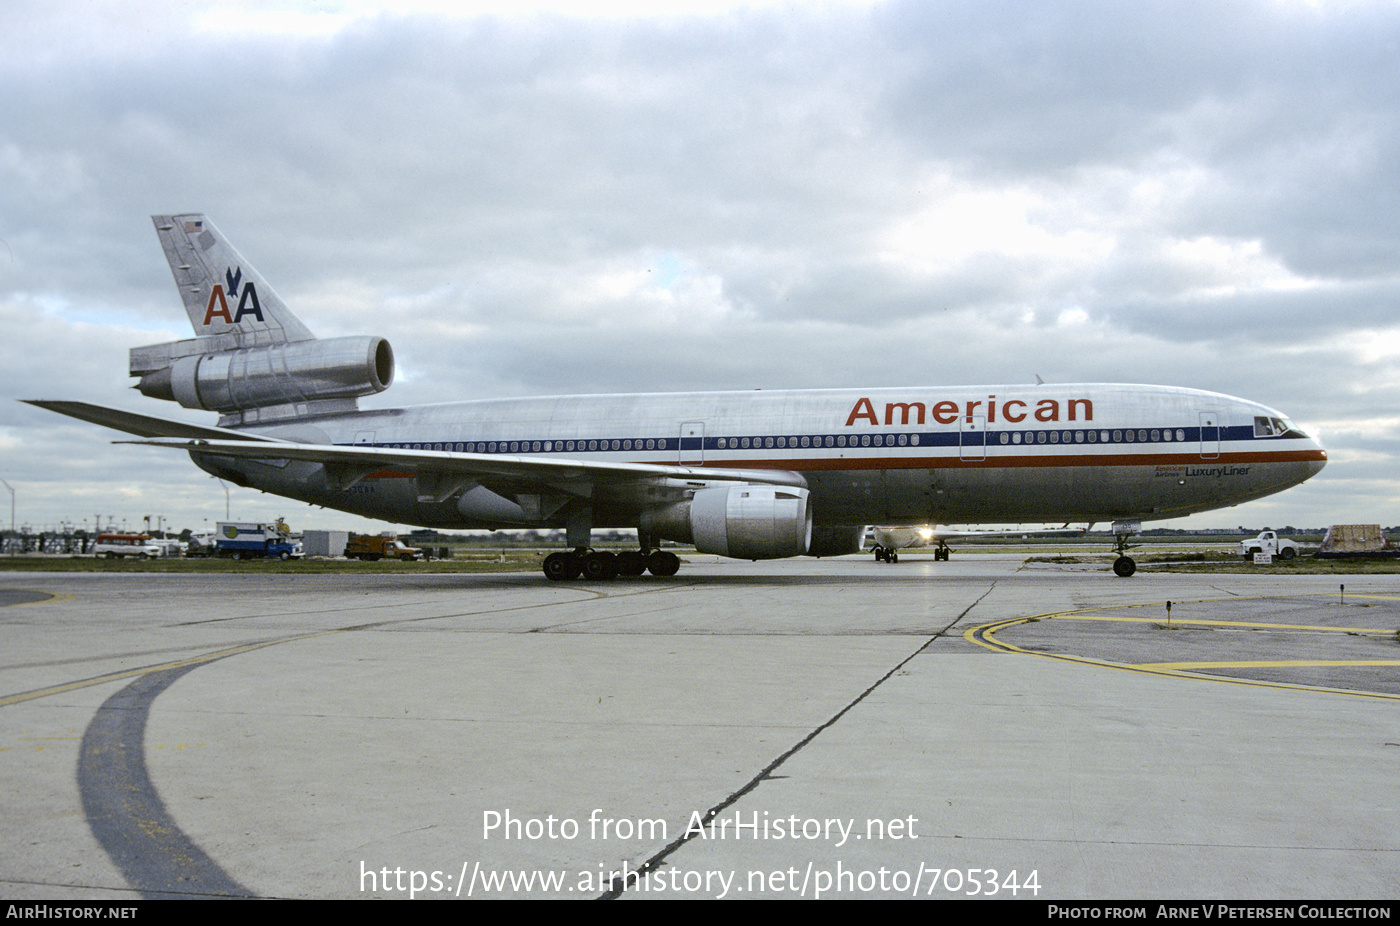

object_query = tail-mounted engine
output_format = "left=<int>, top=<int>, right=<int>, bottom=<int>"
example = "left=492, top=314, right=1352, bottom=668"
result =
left=131, top=336, right=394, bottom=417
left=640, top=484, right=812, bottom=560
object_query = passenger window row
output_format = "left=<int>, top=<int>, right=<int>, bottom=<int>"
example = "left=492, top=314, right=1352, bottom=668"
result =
left=377, top=428, right=1204, bottom=453
left=999, top=428, right=1188, bottom=445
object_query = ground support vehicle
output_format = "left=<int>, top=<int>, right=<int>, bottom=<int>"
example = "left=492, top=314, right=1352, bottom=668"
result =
left=213, top=521, right=304, bottom=560
left=1238, top=530, right=1300, bottom=561
left=344, top=534, right=425, bottom=562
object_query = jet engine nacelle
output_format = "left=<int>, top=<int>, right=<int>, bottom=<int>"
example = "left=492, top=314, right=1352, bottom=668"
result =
left=806, top=524, right=866, bottom=557
left=137, top=336, right=394, bottom=412
left=641, top=484, right=812, bottom=560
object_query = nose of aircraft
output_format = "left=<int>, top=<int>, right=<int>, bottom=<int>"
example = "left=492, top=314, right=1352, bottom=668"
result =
left=1309, top=439, right=1328, bottom=477
left=1297, top=424, right=1328, bottom=479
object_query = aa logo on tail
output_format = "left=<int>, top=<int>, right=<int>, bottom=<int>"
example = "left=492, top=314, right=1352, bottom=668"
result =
left=202, top=265, right=265, bottom=326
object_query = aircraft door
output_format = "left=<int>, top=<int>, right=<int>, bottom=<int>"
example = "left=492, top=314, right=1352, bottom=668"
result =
left=959, top=415, right=987, bottom=461
left=1198, top=412, right=1220, bottom=459
left=680, top=421, right=704, bottom=465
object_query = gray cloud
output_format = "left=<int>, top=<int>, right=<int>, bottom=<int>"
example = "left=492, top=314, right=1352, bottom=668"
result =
left=4, top=0, right=1399, bottom=533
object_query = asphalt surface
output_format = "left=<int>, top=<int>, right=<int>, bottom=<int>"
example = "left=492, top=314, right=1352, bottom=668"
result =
left=2, top=555, right=1397, bottom=899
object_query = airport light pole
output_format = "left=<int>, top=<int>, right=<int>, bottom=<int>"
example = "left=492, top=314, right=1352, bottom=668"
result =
left=1, top=480, right=12, bottom=555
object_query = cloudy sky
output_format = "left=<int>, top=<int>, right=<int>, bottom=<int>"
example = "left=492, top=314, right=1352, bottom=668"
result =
left=3, top=0, right=1398, bottom=537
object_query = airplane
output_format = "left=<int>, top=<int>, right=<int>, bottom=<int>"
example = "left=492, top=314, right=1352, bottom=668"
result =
left=867, top=524, right=1081, bottom=563
left=26, top=214, right=1328, bottom=581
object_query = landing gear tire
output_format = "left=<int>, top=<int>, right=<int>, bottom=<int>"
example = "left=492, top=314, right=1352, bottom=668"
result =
left=646, top=550, right=680, bottom=577
left=1113, top=555, right=1136, bottom=578
left=583, top=551, right=618, bottom=580
left=543, top=551, right=577, bottom=581
left=616, top=551, right=647, bottom=577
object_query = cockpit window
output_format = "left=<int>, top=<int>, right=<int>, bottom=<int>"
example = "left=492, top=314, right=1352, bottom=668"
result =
left=1255, top=416, right=1309, bottom=439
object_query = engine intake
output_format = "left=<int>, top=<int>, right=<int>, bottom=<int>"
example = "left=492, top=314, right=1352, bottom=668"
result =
left=137, top=336, right=393, bottom=412
left=641, top=485, right=812, bottom=560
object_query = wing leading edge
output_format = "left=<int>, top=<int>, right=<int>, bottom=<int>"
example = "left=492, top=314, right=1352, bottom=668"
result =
left=119, top=437, right=809, bottom=503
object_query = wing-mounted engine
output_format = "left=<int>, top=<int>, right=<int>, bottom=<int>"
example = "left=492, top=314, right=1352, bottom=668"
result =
left=806, top=524, right=866, bottom=558
left=640, top=484, right=812, bottom=560
left=130, top=335, right=394, bottom=425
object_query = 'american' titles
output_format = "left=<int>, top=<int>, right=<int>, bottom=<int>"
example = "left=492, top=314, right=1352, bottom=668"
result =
left=845, top=396, right=1094, bottom=427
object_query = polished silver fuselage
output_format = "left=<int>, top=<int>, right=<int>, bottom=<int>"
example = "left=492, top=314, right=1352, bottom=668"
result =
left=199, top=382, right=1327, bottom=532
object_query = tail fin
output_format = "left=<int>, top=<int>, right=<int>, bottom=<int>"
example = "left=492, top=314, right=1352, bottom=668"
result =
left=133, top=215, right=391, bottom=424
left=152, top=214, right=314, bottom=345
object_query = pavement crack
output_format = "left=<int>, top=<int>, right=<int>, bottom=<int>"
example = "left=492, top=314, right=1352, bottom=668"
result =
left=917, top=581, right=998, bottom=651
left=601, top=590, right=997, bottom=899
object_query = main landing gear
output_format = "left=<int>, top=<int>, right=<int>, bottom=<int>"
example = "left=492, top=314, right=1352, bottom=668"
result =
left=542, top=548, right=681, bottom=581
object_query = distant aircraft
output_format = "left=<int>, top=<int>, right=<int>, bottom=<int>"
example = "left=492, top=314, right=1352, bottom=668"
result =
left=868, top=525, right=1079, bottom=563
left=27, top=215, right=1327, bottom=580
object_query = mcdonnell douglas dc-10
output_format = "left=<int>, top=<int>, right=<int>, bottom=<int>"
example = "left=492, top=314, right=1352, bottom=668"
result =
left=27, top=215, right=1327, bottom=579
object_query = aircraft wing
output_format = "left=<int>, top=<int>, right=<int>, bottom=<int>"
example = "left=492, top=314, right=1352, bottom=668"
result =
left=22, top=400, right=287, bottom=443
left=117, top=437, right=808, bottom=503
left=871, top=524, right=1081, bottom=549
left=924, top=526, right=1080, bottom=541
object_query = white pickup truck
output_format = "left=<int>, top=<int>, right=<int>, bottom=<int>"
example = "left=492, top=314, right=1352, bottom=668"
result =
left=1238, top=531, right=1301, bottom=560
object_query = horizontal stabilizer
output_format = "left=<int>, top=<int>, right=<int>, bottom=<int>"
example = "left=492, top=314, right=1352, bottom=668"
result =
left=22, top=401, right=285, bottom=442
